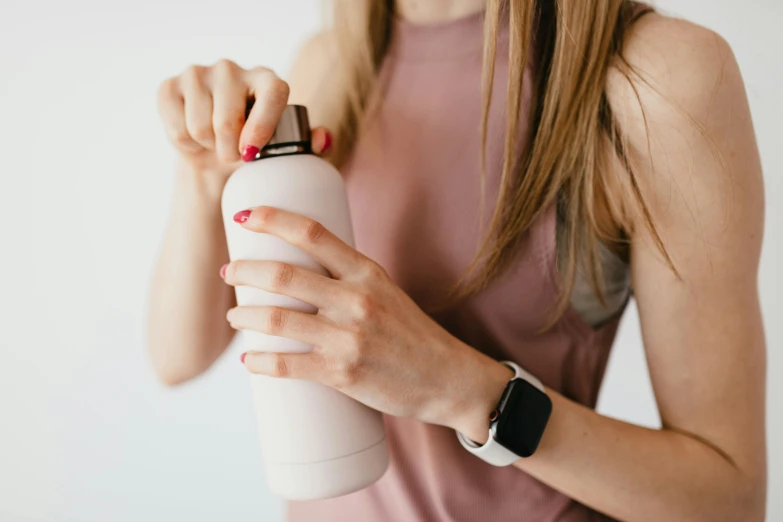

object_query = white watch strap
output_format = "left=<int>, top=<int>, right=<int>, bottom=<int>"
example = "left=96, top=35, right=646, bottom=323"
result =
left=507, top=360, right=545, bottom=392
left=456, top=360, right=545, bottom=467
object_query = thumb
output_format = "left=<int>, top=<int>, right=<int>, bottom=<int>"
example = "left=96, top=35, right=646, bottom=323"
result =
left=311, top=127, right=333, bottom=156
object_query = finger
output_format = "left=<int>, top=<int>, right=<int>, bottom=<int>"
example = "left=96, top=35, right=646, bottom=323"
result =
left=180, top=65, right=215, bottom=149
left=242, top=350, right=326, bottom=382
left=228, top=305, right=336, bottom=347
left=224, top=260, right=346, bottom=309
left=211, top=59, right=245, bottom=163
left=239, top=68, right=290, bottom=155
left=157, top=77, right=203, bottom=153
left=234, top=207, right=368, bottom=279
left=310, top=127, right=333, bottom=156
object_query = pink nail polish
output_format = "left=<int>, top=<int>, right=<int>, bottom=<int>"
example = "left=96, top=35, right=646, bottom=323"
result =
left=240, top=352, right=247, bottom=364
left=242, top=145, right=260, bottom=162
left=233, top=210, right=251, bottom=223
left=220, top=264, right=227, bottom=278
left=322, top=131, right=332, bottom=154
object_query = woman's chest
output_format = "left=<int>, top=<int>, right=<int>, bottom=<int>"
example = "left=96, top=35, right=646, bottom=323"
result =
left=340, top=56, right=553, bottom=335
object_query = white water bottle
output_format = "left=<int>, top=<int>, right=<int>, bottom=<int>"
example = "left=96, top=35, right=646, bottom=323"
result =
left=221, top=105, right=388, bottom=500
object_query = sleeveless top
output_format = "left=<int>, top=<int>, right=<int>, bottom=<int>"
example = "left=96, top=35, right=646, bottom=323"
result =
left=288, top=8, right=646, bottom=522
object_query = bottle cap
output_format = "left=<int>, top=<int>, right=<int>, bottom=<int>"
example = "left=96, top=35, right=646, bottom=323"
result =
left=243, top=102, right=312, bottom=159
left=265, top=105, right=311, bottom=149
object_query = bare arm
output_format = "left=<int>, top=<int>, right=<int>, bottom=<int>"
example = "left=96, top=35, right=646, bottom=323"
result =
left=459, top=14, right=766, bottom=521
left=146, top=34, right=333, bottom=385
left=146, top=161, right=237, bottom=386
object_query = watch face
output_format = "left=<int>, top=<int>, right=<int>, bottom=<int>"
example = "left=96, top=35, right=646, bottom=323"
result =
left=493, top=379, right=552, bottom=457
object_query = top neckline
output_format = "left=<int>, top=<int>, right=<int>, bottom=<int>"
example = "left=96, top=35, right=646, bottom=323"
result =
left=390, top=10, right=507, bottom=62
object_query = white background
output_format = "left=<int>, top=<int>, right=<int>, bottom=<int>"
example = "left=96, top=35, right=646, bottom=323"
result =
left=0, top=0, right=780, bottom=521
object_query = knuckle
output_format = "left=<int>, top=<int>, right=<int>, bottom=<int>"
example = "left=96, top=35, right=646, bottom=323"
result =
left=363, top=260, right=388, bottom=281
left=172, top=129, right=193, bottom=147
left=249, top=65, right=273, bottom=76
left=268, top=262, right=294, bottom=290
left=157, top=77, right=178, bottom=101
left=190, top=125, right=214, bottom=143
left=266, top=307, right=288, bottom=335
left=344, top=329, right=365, bottom=358
left=214, top=111, right=244, bottom=136
left=350, top=292, right=376, bottom=321
left=225, top=260, right=241, bottom=281
left=254, top=206, right=276, bottom=227
left=257, top=76, right=290, bottom=106
left=270, top=354, right=290, bottom=378
left=300, top=219, right=326, bottom=245
left=268, top=78, right=290, bottom=102
left=334, top=350, right=362, bottom=387
left=212, top=58, right=237, bottom=76
left=181, top=64, right=206, bottom=85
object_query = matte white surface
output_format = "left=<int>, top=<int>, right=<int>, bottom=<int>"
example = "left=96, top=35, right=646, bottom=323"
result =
left=222, top=153, right=388, bottom=497
left=263, top=436, right=388, bottom=501
left=0, top=0, right=780, bottom=520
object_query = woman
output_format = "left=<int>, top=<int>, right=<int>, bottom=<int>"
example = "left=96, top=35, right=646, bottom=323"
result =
left=147, top=0, right=767, bottom=520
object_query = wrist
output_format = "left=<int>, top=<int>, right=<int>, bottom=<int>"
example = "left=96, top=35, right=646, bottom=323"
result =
left=448, top=350, right=514, bottom=444
left=175, top=157, right=233, bottom=202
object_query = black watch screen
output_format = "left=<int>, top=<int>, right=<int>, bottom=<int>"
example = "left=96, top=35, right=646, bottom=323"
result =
left=491, top=378, right=553, bottom=458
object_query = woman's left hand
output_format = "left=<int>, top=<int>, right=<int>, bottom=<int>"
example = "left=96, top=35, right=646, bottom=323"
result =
left=222, top=206, right=511, bottom=435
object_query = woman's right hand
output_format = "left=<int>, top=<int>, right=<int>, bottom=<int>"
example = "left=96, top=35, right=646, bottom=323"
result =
left=148, top=50, right=333, bottom=386
left=156, top=59, right=330, bottom=184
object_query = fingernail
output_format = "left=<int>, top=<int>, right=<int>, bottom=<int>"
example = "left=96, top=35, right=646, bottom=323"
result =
left=241, top=145, right=260, bottom=162
left=233, top=210, right=251, bottom=223
left=240, top=352, right=247, bottom=364
left=322, top=132, right=332, bottom=154
left=220, top=264, right=227, bottom=278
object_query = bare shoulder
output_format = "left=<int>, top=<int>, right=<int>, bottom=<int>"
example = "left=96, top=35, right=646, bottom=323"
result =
left=619, top=12, right=734, bottom=77
left=285, top=31, right=340, bottom=125
left=606, top=11, right=763, bottom=268
left=607, top=12, right=741, bottom=132
left=606, top=11, right=760, bottom=198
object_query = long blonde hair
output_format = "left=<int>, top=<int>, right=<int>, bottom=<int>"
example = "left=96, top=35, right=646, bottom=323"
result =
left=325, top=0, right=673, bottom=325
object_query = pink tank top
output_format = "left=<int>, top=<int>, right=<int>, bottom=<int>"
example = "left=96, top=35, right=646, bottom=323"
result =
left=288, top=10, right=632, bottom=522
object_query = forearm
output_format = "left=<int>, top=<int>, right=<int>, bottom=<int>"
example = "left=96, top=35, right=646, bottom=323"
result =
left=147, top=160, right=235, bottom=385
left=454, top=375, right=764, bottom=522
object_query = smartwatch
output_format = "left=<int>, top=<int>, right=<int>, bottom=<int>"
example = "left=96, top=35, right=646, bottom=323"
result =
left=456, top=360, right=552, bottom=466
